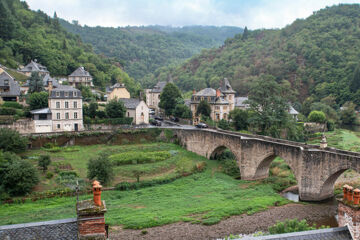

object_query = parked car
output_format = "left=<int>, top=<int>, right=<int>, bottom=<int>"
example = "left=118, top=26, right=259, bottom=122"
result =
left=170, top=116, right=179, bottom=122
left=150, top=119, right=162, bottom=126
left=149, top=109, right=155, bottom=115
left=154, top=116, right=163, bottom=121
left=195, top=122, right=208, bottom=128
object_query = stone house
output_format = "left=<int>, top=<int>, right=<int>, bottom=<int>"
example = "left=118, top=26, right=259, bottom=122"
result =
left=190, top=78, right=236, bottom=124
left=68, top=66, right=93, bottom=87
left=119, top=98, right=149, bottom=125
left=19, top=60, right=49, bottom=76
left=145, top=81, right=167, bottom=115
left=0, top=71, right=21, bottom=102
left=30, top=108, right=52, bottom=133
left=106, top=83, right=130, bottom=101
left=49, top=85, right=83, bottom=132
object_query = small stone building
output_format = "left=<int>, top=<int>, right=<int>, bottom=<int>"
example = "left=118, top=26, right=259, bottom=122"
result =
left=30, top=108, right=52, bottom=133
left=119, top=98, right=149, bottom=125
left=19, top=60, right=49, bottom=76
left=0, top=71, right=21, bottom=102
left=68, top=66, right=93, bottom=87
left=106, top=83, right=130, bottom=101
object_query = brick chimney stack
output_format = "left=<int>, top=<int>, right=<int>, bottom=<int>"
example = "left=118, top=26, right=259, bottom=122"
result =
left=216, top=88, right=221, bottom=98
left=48, top=80, right=53, bottom=93
left=77, top=180, right=107, bottom=240
left=338, top=184, right=360, bottom=240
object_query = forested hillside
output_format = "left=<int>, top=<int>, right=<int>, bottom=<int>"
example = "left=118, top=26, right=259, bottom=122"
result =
left=150, top=4, right=360, bottom=109
left=0, top=0, right=139, bottom=94
left=59, top=20, right=242, bottom=83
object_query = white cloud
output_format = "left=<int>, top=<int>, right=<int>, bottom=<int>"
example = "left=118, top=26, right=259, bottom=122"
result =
left=25, top=0, right=360, bottom=28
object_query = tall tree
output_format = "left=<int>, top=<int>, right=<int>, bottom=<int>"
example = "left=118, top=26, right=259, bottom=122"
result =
left=247, top=75, right=290, bottom=136
left=28, top=72, right=44, bottom=93
left=350, top=64, right=360, bottom=93
left=242, top=26, right=248, bottom=40
left=196, top=100, right=211, bottom=117
left=28, top=92, right=48, bottom=110
left=159, top=83, right=182, bottom=116
left=105, top=99, right=126, bottom=118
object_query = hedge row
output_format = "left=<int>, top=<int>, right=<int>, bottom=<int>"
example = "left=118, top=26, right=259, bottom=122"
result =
left=84, top=117, right=133, bottom=125
left=109, top=151, right=171, bottom=165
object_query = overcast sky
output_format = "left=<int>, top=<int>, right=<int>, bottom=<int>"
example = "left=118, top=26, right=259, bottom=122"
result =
left=26, top=0, right=360, bottom=29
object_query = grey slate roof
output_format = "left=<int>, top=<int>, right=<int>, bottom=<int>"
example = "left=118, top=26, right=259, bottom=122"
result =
left=194, top=88, right=223, bottom=97
left=49, top=85, right=82, bottom=99
left=150, top=81, right=167, bottom=93
left=69, top=66, right=91, bottom=77
left=30, top=108, right=51, bottom=114
left=289, top=106, right=299, bottom=115
left=24, top=74, right=60, bottom=88
left=106, top=83, right=126, bottom=93
left=220, top=78, right=236, bottom=94
left=235, top=97, right=249, bottom=108
left=240, top=226, right=352, bottom=240
left=0, top=71, right=20, bottom=97
left=0, top=218, right=77, bottom=240
left=119, top=98, right=141, bottom=109
left=19, top=60, right=49, bottom=73
left=184, top=99, right=191, bottom=107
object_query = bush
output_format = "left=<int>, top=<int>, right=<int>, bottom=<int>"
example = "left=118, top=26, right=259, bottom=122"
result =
left=308, top=110, right=326, bottom=123
left=0, top=107, right=17, bottom=115
left=109, top=151, right=171, bottom=166
left=176, top=157, right=194, bottom=176
left=28, top=92, right=48, bottom=110
left=268, top=219, right=317, bottom=234
left=222, top=159, right=241, bottom=178
left=87, top=154, right=114, bottom=185
left=218, top=119, right=231, bottom=130
left=2, top=102, right=23, bottom=109
left=327, top=120, right=335, bottom=131
left=0, top=128, right=28, bottom=153
left=3, top=157, right=39, bottom=196
left=46, top=172, right=54, bottom=179
left=106, top=99, right=126, bottom=118
left=38, top=155, right=51, bottom=172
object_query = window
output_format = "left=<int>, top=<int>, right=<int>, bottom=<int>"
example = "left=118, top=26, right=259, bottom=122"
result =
left=56, top=102, right=60, bottom=108
left=65, top=113, right=69, bottom=119
left=215, top=106, right=220, bottom=110
left=56, top=91, right=60, bottom=97
left=65, top=102, right=69, bottom=108
left=73, top=101, right=77, bottom=108
left=65, top=92, right=69, bottom=97
left=223, top=106, right=227, bottom=110
left=4, top=80, right=8, bottom=86
left=56, top=113, right=60, bottom=119
left=57, top=124, right=60, bottom=129
left=74, top=91, right=77, bottom=97
left=74, top=112, right=78, bottom=119
left=127, top=112, right=130, bottom=117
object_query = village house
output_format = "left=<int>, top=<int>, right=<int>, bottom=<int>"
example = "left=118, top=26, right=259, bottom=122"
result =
left=119, top=98, right=149, bottom=125
left=145, top=81, right=167, bottom=115
left=0, top=70, right=21, bottom=102
left=19, top=59, right=49, bottom=76
left=68, top=66, right=93, bottom=88
left=106, top=83, right=130, bottom=101
left=190, top=78, right=236, bottom=124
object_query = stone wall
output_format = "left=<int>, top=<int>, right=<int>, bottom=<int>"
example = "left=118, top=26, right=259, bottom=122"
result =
left=0, top=119, right=34, bottom=134
left=338, top=201, right=359, bottom=240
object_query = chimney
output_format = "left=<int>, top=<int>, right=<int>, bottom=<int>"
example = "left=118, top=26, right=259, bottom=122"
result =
left=139, top=91, right=143, bottom=101
left=48, top=80, right=53, bottom=93
left=77, top=180, right=107, bottom=240
left=338, top=184, right=360, bottom=240
left=216, top=88, right=221, bottom=98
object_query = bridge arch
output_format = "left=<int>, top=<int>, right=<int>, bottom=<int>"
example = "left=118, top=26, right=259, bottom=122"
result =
left=207, top=144, right=242, bottom=167
left=253, top=152, right=300, bottom=183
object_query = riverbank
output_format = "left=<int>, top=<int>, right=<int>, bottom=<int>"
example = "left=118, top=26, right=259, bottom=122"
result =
left=110, top=202, right=337, bottom=240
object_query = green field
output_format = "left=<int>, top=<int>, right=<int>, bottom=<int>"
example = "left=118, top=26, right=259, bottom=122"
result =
left=1, top=142, right=291, bottom=228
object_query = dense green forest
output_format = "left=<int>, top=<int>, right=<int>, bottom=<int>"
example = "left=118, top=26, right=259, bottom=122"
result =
left=149, top=4, right=360, bottom=110
left=59, top=20, right=242, bottom=84
left=0, top=0, right=140, bottom=94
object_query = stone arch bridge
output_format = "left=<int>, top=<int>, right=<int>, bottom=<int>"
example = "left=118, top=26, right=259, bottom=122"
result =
left=172, top=128, right=360, bottom=201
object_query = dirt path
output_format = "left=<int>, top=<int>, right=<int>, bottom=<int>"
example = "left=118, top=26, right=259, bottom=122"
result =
left=109, top=202, right=337, bottom=240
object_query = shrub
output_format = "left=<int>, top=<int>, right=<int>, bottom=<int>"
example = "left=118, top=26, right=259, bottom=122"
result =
left=0, top=128, right=27, bottom=153
left=176, top=157, right=194, bottom=176
left=3, top=157, right=39, bottom=196
left=109, top=151, right=171, bottom=166
left=87, top=154, right=114, bottom=185
left=106, top=99, right=126, bottom=118
left=38, top=155, right=51, bottom=172
left=2, top=102, right=23, bottom=109
left=308, top=110, right=326, bottom=123
left=218, top=119, right=231, bottom=130
left=222, top=159, right=241, bottom=178
left=327, top=120, right=335, bottom=131
left=268, top=219, right=318, bottom=234
left=0, top=107, right=17, bottom=115
left=46, top=172, right=54, bottom=179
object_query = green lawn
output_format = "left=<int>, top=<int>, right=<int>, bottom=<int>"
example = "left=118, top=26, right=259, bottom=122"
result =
left=0, top=169, right=288, bottom=228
